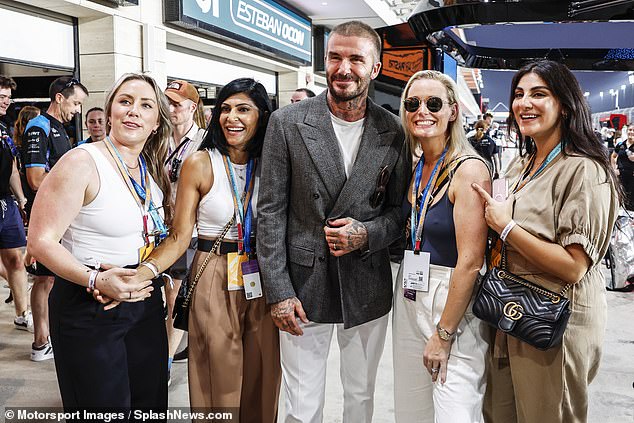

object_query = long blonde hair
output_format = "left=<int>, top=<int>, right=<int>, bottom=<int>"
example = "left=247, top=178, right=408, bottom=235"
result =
left=400, top=70, right=476, bottom=161
left=104, top=73, right=173, bottom=222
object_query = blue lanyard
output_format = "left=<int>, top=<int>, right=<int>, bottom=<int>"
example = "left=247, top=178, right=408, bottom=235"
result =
left=514, top=142, right=563, bottom=193
left=129, top=157, right=168, bottom=240
left=106, top=137, right=168, bottom=240
left=410, top=148, right=447, bottom=250
left=225, top=157, right=256, bottom=254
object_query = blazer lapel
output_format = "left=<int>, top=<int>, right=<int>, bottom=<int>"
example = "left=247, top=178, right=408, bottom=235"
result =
left=329, top=100, right=396, bottom=219
left=298, top=93, right=347, bottom=199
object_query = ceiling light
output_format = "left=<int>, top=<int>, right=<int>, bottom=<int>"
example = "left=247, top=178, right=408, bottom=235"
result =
left=321, top=2, right=327, bottom=5
left=584, top=92, right=589, bottom=97
left=621, top=84, right=627, bottom=90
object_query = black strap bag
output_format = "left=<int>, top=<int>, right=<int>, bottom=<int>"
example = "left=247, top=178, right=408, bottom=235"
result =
left=472, top=247, right=572, bottom=350
left=173, top=216, right=234, bottom=331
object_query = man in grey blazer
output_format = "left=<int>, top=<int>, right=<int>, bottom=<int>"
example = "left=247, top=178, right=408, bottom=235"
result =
left=258, top=21, right=410, bottom=423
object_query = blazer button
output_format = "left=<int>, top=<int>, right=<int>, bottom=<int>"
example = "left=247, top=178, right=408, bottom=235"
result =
left=318, top=256, right=325, bottom=262
left=313, top=193, right=320, bottom=199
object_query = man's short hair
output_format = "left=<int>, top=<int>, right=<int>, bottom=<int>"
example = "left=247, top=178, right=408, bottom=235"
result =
left=329, top=21, right=381, bottom=63
left=0, top=75, right=17, bottom=91
left=484, top=111, right=493, bottom=119
left=85, top=107, right=104, bottom=119
left=295, top=88, right=315, bottom=98
left=49, top=76, right=88, bottom=102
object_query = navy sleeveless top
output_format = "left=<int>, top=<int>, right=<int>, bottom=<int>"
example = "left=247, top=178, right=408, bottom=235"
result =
left=403, top=187, right=457, bottom=268
left=420, top=190, right=457, bottom=267
left=403, top=156, right=486, bottom=268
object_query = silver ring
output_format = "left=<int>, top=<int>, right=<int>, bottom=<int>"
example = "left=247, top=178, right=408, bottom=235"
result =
left=431, top=368, right=439, bottom=373
left=332, top=242, right=338, bottom=251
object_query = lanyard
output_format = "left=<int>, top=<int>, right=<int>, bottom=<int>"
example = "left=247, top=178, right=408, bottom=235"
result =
left=222, top=155, right=256, bottom=255
left=104, top=137, right=168, bottom=245
left=410, top=148, right=447, bottom=252
left=165, top=137, right=191, bottom=165
left=513, top=142, right=563, bottom=193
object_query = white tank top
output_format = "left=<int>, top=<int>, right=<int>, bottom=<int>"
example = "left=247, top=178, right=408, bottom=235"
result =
left=61, top=144, right=165, bottom=267
left=197, top=148, right=259, bottom=240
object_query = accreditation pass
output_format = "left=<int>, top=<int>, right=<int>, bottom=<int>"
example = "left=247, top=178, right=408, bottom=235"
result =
left=402, top=250, right=431, bottom=292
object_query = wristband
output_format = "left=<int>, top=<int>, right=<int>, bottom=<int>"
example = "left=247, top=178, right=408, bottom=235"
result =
left=500, top=220, right=517, bottom=242
left=88, top=269, right=99, bottom=292
left=140, top=261, right=159, bottom=278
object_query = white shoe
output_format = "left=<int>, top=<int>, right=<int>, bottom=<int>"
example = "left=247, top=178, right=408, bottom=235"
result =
left=31, top=337, right=54, bottom=362
left=14, top=311, right=34, bottom=333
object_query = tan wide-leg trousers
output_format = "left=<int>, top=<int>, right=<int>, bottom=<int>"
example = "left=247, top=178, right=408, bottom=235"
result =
left=187, top=251, right=280, bottom=423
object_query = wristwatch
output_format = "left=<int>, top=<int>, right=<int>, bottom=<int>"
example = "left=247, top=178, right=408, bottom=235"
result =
left=436, top=323, right=455, bottom=341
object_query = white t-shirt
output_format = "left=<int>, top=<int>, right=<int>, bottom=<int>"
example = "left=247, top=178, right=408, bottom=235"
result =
left=330, top=112, right=365, bottom=178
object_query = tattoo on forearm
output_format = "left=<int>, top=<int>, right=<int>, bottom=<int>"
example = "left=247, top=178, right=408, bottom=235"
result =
left=345, top=219, right=368, bottom=250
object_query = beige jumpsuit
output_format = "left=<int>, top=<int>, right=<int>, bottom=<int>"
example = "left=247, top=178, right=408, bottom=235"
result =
left=484, top=153, right=619, bottom=423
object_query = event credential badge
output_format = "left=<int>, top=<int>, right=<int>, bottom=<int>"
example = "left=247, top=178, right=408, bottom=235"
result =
left=241, top=259, right=262, bottom=300
left=402, top=250, right=430, bottom=292
left=227, top=252, right=248, bottom=291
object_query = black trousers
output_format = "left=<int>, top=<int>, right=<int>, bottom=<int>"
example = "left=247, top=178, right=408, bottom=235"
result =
left=619, top=173, right=634, bottom=210
left=49, top=276, right=167, bottom=421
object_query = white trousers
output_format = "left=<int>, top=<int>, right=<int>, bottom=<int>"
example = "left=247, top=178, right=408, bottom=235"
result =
left=280, top=315, right=389, bottom=423
left=393, top=264, right=488, bottom=423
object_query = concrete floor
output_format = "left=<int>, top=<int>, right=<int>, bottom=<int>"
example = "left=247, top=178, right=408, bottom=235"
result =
left=0, top=265, right=633, bottom=422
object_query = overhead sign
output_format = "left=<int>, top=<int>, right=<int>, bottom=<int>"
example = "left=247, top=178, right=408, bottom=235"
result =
left=381, top=49, right=425, bottom=83
left=165, top=0, right=312, bottom=65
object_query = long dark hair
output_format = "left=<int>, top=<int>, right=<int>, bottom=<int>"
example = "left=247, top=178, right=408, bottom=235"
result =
left=508, top=60, right=622, bottom=202
left=200, top=78, right=272, bottom=158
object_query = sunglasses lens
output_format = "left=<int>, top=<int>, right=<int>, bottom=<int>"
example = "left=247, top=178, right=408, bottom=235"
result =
left=404, top=97, right=421, bottom=113
left=426, top=97, right=444, bottom=113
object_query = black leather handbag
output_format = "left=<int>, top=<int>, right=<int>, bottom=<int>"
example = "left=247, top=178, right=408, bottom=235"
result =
left=472, top=247, right=571, bottom=350
left=173, top=216, right=234, bottom=331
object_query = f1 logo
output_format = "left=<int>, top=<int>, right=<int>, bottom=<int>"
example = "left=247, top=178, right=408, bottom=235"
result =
left=196, top=0, right=220, bottom=17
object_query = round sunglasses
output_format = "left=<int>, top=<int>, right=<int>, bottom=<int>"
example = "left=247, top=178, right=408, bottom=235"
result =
left=403, top=96, right=450, bottom=113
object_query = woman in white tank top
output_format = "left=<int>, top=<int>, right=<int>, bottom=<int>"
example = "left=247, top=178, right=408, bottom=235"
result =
left=27, top=73, right=173, bottom=413
left=128, top=78, right=281, bottom=421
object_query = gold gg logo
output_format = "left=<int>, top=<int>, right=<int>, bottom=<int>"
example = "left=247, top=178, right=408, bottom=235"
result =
left=503, top=302, right=524, bottom=321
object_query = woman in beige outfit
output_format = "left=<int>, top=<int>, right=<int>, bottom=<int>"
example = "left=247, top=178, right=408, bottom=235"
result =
left=124, top=78, right=280, bottom=422
left=473, top=60, right=620, bottom=423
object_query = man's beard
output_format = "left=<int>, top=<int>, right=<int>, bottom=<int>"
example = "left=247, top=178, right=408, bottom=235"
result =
left=327, top=74, right=369, bottom=102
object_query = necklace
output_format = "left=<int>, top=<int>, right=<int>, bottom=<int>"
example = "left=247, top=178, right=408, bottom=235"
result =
left=126, top=159, right=140, bottom=170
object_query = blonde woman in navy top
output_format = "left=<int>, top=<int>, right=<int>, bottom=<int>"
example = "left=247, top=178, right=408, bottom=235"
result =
left=393, top=70, right=491, bottom=423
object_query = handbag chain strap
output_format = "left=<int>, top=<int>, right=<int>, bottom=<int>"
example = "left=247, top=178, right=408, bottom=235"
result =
left=501, top=245, right=571, bottom=303
left=182, top=215, right=235, bottom=308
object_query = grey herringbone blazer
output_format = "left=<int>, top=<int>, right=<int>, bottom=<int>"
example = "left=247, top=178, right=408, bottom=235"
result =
left=257, top=92, right=410, bottom=328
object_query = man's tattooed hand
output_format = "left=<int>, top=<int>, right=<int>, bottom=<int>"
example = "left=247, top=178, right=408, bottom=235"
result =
left=271, top=297, right=308, bottom=336
left=323, top=217, right=369, bottom=257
